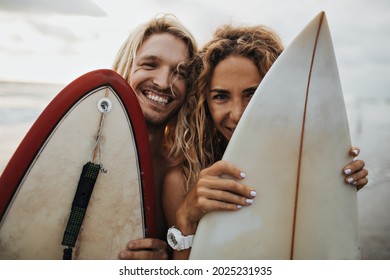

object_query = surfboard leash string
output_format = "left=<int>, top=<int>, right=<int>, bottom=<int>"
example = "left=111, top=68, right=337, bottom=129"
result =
left=61, top=162, right=101, bottom=259
left=61, top=100, right=110, bottom=260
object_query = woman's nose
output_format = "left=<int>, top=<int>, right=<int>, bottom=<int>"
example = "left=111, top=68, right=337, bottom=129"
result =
left=229, top=101, right=245, bottom=123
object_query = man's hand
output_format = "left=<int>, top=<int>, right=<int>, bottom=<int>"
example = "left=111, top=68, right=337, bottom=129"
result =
left=119, top=238, right=169, bottom=260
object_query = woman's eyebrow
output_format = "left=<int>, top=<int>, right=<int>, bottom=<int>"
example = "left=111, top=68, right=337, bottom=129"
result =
left=243, top=86, right=258, bottom=93
left=209, top=88, right=229, bottom=93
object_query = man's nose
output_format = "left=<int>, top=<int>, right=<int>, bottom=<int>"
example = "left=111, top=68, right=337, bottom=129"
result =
left=153, top=67, right=170, bottom=90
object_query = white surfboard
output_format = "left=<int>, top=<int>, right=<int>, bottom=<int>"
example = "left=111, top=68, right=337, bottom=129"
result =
left=190, top=12, right=361, bottom=260
left=0, top=70, right=156, bottom=260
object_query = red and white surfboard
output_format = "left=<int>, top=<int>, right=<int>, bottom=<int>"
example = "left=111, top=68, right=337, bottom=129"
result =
left=0, top=69, right=156, bottom=259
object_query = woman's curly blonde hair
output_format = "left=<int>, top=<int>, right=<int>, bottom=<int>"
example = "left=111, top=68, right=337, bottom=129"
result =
left=171, top=24, right=284, bottom=193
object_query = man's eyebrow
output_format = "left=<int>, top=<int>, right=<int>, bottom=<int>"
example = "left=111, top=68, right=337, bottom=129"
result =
left=137, top=55, right=188, bottom=69
left=137, top=54, right=159, bottom=61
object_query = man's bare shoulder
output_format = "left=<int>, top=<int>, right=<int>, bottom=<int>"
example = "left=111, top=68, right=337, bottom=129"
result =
left=164, top=166, right=186, bottom=190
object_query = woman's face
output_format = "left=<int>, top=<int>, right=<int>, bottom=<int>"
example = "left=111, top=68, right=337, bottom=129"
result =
left=207, top=55, right=262, bottom=141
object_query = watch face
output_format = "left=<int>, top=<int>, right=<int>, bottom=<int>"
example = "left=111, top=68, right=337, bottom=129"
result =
left=167, top=226, right=194, bottom=251
left=167, top=227, right=183, bottom=250
left=168, top=233, right=178, bottom=247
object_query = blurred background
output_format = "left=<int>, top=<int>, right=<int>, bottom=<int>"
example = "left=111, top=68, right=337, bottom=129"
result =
left=0, top=0, right=389, bottom=259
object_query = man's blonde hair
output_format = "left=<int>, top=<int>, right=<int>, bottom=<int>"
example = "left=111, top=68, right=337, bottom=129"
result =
left=112, top=14, right=198, bottom=177
left=112, top=14, right=197, bottom=85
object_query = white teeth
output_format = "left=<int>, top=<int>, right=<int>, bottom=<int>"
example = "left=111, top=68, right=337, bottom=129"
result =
left=145, top=91, right=169, bottom=105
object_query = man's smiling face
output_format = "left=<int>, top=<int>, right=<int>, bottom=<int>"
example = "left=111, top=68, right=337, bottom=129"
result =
left=130, top=33, right=190, bottom=128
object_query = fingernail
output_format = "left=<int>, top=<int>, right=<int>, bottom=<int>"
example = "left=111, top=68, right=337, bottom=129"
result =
left=128, top=241, right=135, bottom=249
left=120, top=252, right=127, bottom=259
left=240, top=172, right=246, bottom=178
left=237, top=205, right=242, bottom=209
left=353, top=181, right=357, bottom=185
left=246, top=199, right=254, bottom=204
left=250, top=190, right=257, bottom=197
left=347, top=177, right=354, bottom=184
left=353, top=149, right=359, bottom=156
left=344, top=168, right=352, bottom=175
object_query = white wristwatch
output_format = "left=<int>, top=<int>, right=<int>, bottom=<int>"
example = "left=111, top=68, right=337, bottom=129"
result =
left=167, top=226, right=194, bottom=251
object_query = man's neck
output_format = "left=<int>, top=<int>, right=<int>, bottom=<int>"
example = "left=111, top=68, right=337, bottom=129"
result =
left=148, top=126, right=166, bottom=159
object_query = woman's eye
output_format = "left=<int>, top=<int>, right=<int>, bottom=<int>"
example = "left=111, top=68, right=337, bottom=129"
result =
left=244, top=90, right=256, bottom=100
left=212, top=93, right=228, bottom=101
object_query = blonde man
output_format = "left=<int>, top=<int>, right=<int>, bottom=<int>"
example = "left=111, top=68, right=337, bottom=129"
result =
left=113, top=14, right=197, bottom=260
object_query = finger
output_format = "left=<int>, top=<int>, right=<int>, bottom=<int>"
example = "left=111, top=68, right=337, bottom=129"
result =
left=343, top=159, right=365, bottom=175
left=204, top=160, right=246, bottom=180
left=127, top=238, right=167, bottom=251
left=126, top=239, right=148, bottom=250
left=198, top=176, right=255, bottom=196
left=119, top=250, right=142, bottom=260
left=355, top=177, right=368, bottom=191
left=149, top=239, right=169, bottom=252
left=120, top=239, right=168, bottom=260
left=197, top=186, right=255, bottom=207
left=345, top=169, right=368, bottom=185
left=119, top=249, right=168, bottom=260
left=350, top=146, right=360, bottom=157
left=198, top=196, right=249, bottom=212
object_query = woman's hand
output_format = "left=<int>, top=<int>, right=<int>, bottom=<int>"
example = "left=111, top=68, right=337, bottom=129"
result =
left=343, top=147, right=368, bottom=191
left=176, top=160, right=256, bottom=234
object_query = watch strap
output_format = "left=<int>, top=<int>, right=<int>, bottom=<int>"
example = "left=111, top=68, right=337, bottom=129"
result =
left=182, top=234, right=194, bottom=250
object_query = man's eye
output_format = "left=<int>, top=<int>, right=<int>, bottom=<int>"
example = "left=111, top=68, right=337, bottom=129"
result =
left=174, top=69, right=187, bottom=79
left=178, top=71, right=187, bottom=78
left=141, top=63, right=156, bottom=69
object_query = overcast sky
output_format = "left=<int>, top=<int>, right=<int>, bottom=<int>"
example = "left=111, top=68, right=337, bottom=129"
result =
left=0, top=0, right=389, bottom=99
